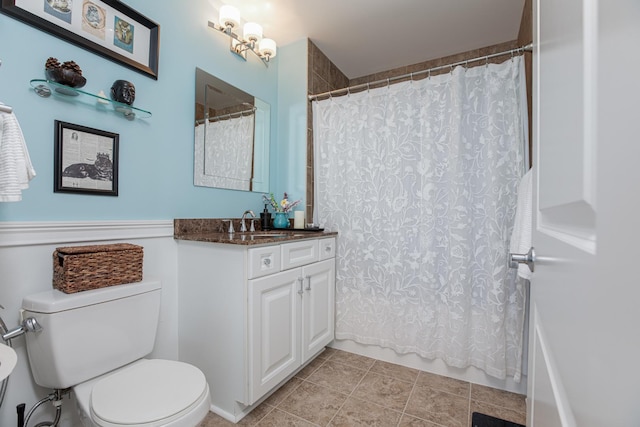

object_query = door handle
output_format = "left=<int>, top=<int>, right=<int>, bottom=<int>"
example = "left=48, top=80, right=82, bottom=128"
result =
left=509, top=247, right=535, bottom=272
left=297, top=277, right=304, bottom=295
left=305, top=275, right=311, bottom=291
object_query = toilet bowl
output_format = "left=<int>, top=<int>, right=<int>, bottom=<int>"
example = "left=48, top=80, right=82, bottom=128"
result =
left=21, top=280, right=211, bottom=427
left=74, top=359, right=210, bottom=427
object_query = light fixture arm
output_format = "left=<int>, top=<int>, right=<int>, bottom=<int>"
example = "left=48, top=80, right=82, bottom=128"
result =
left=208, top=21, right=272, bottom=67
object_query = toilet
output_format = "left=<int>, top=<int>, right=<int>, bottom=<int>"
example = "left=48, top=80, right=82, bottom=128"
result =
left=21, top=280, right=210, bottom=427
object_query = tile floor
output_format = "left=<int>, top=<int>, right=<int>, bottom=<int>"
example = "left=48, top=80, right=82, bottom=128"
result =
left=199, top=348, right=526, bottom=427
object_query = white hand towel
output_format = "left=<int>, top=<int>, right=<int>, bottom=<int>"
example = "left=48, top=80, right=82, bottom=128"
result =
left=0, top=109, right=36, bottom=202
left=509, top=169, right=533, bottom=280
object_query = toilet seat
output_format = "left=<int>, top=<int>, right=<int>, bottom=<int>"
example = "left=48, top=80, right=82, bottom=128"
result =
left=85, top=359, right=209, bottom=427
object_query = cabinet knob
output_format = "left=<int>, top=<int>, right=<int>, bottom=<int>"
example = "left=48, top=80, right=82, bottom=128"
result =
left=325, top=246, right=332, bottom=252
left=263, top=258, right=271, bottom=266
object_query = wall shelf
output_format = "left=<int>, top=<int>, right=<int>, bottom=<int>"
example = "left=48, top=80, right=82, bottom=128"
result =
left=29, top=79, right=152, bottom=120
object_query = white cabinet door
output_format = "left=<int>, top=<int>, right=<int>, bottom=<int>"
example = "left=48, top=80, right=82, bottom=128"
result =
left=248, top=268, right=302, bottom=404
left=301, top=258, right=335, bottom=361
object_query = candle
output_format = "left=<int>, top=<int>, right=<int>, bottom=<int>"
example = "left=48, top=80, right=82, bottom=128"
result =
left=294, top=211, right=305, bottom=229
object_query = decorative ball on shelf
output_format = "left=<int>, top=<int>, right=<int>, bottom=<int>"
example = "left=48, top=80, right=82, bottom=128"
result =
left=44, top=57, right=86, bottom=89
left=110, top=80, right=135, bottom=105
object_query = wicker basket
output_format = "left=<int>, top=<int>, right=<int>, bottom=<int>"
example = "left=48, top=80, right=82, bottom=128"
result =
left=53, top=243, right=143, bottom=293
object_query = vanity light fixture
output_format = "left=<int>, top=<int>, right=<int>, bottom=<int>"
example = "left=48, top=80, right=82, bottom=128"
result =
left=208, top=4, right=277, bottom=67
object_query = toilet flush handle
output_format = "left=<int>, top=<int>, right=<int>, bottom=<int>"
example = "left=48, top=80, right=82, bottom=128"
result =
left=1, top=316, right=42, bottom=342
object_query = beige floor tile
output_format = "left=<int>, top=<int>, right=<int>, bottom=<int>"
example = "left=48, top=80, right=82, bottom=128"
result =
left=236, top=403, right=275, bottom=426
left=351, top=372, right=414, bottom=411
left=256, top=408, right=320, bottom=426
left=318, top=347, right=339, bottom=360
left=416, top=371, right=471, bottom=398
left=405, top=384, right=469, bottom=427
left=327, top=349, right=376, bottom=370
left=398, top=413, right=443, bottom=427
left=263, top=377, right=303, bottom=407
left=470, top=400, right=526, bottom=426
left=201, top=349, right=529, bottom=426
left=199, top=411, right=238, bottom=426
left=471, top=384, right=526, bottom=414
left=295, top=356, right=326, bottom=380
left=328, top=396, right=402, bottom=427
left=278, top=381, right=348, bottom=426
left=306, top=359, right=368, bottom=394
left=370, top=360, right=420, bottom=383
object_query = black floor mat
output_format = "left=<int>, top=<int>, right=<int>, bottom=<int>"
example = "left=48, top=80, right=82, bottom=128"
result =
left=471, top=412, right=525, bottom=427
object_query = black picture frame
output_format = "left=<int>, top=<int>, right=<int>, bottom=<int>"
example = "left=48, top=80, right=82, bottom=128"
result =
left=54, top=120, right=119, bottom=196
left=0, top=0, right=159, bottom=79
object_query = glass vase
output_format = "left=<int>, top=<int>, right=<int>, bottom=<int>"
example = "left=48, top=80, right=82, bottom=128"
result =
left=273, top=212, right=290, bottom=229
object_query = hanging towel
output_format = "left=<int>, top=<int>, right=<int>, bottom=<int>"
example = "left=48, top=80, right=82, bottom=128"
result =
left=509, top=168, right=533, bottom=280
left=0, top=108, right=36, bottom=202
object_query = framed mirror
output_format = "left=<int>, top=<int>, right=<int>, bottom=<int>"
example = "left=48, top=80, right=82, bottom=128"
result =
left=194, top=68, right=270, bottom=192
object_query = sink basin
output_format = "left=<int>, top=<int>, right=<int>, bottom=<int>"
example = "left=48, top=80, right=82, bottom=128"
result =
left=0, top=342, right=17, bottom=381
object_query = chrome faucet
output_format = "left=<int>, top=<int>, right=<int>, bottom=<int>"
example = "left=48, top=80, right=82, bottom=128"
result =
left=240, top=210, right=257, bottom=232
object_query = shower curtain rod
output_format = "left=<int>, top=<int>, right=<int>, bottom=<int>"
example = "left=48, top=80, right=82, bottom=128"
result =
left=309, top=43, right=533, bottom=101
left=195, top=107, right=256, bottom=125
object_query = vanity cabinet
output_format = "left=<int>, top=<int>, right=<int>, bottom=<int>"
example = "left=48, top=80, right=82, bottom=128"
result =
left=177, top=236, right=335, bottom=421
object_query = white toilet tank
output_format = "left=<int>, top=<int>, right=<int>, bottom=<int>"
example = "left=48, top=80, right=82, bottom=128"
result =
left=22, top=280, right=161, bottom=389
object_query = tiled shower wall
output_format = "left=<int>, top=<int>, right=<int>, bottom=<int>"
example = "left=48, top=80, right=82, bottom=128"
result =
left=306, top=40, right=350, bottom=222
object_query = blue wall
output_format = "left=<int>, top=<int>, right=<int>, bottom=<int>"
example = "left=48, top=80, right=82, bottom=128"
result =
left=275, top=39, right=308, bottom=210
left=0, top=0, right=307, bottom=221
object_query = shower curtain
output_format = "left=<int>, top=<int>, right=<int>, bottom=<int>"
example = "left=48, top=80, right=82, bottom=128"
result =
left=194, top=113, right=255, bottom=190
left=312, top=56, right=528, bottom=381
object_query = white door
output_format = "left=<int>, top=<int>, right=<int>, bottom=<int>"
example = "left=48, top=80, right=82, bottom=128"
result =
left=301, top=258, right=335, bottom=361
left=248, top=269, right=302, bottom=403
left=529, top=0, right=640, bottom=426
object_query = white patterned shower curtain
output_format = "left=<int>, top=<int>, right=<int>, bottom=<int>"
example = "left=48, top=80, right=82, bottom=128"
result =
left=194, top=113, right=255, bottom=190
left=312, top=57, right=528, bottom=381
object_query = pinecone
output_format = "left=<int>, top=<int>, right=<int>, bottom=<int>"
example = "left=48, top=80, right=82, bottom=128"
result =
left=45, top=57, right=61, bottom=70
left=61, top=60, right=83, bottom=76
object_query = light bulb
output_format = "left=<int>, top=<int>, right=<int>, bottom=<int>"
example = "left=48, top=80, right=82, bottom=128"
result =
left=219, top=5, right=240, bottom=29
left=259, top=38, right=277, bottom=60
left=243, top=22, right=263, bottom=43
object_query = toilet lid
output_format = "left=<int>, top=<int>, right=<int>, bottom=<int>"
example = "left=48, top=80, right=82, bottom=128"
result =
left=91, top=359, right=207, bottom=426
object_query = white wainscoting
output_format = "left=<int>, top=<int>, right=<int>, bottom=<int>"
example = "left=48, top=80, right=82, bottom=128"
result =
left=0, top=220, right=176, bottom=427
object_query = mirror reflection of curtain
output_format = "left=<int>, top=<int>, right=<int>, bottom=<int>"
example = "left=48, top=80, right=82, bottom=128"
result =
left=313, top=57, right=528, bottom=381
left=195, top=113, right=255, bottom=191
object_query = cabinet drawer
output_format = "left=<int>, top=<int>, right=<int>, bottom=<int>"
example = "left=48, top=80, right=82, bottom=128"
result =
left=318, top=238, right=336, bottom=260
left=281, top=240, right=319, bottom=270
left=248, top=246, right=281, bottom=279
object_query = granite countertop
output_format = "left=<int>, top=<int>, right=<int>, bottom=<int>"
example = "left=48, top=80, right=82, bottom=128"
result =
left=174, top=218, right=337, bottom=246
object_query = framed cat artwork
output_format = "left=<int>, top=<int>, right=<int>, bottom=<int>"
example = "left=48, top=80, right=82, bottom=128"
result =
left=54, top=120, right=119, bottom=196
